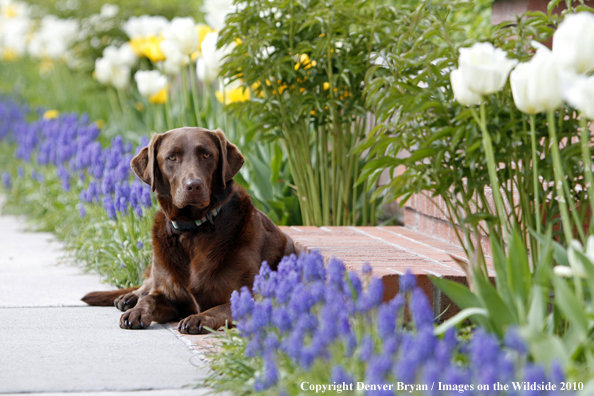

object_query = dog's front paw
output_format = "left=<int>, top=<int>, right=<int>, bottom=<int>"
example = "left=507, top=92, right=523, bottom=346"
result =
left=114, top=293, right=138, bottom=312
left=120, top=308, right=152, bottom=329
left=178, top=314, right=217, bottom=334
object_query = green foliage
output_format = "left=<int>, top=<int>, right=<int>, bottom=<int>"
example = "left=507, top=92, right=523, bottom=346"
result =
left=0, top=142, right=153, bottom=286
left=0, top=60, right=112, bottom=122
left=433, top=229, right=594, bottom=385
left=361, top=1, right=591, bottom=259
left=26, top=0, right=202, bottom=22
left=219, top=0, right=394, bottom=226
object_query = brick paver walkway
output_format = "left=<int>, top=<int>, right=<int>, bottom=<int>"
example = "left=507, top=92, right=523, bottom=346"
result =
left=280, top=226, right=494, bottom=318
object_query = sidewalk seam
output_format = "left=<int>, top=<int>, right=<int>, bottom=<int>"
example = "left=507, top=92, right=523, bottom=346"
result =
left=161, top=323, right=200, bottom=355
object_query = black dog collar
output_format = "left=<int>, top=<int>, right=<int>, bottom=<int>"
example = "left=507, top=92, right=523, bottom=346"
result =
left=170, top=207, right=221, bottom=231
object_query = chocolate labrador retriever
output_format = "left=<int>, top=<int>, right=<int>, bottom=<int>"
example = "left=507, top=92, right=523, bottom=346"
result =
left=82, top=127, right=295, bottom=334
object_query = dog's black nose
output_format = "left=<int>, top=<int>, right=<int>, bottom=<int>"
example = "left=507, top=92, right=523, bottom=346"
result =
left=185, top=179, right=204, bottom=191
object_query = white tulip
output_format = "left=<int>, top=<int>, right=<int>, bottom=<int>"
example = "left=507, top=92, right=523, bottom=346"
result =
left=553, top=265, right=580, bottom=278
left=510, top=63, right=539, bottom=114
left=110, top=66, right=131, bottom=90
left=95, top=57, right=113, bottom=85
left=162, top=17, right=198, bottom=55
left=553, top=12, right=594, bottom=75
left=0, top=17, right=30, bottom=56
left=564, top=75, right=594, bottom=120
left=102, top=43, right=137, bottom=68
left=100, top=4, right=119, bottom=18
left=198, top=31, right=235, bottom=82
left=134, top=70, right=168, bottom=97
left=202, top=0, right=235, bottom=30
left=117, top=43, right=138, bottom=68
left=450, top=69, right=482, bottom=106
left=123, top=15, right=169, bottom=39
left=94, top=55, right=131, bottom=90
left=158, top=40, right=188, bottom=75
left=458, top=42, right=518, bottom=96
left=586, top=235, right=594, bottom=264
left=27, top=15, right=78, bottom=60
left=514, top=45, right=563, bottom=113
left=0, top=0, right=30, bottom=19
left=196, top=57, right=217, bottom=82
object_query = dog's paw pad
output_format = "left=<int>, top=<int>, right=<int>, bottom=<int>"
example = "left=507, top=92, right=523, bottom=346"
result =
left=120, top=308, right=152, bottom=330
left=178, top=314, right=215, bottom=334
left=115, top=293, right=139, bottom=312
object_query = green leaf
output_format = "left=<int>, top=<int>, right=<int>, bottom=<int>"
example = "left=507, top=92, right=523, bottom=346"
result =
left=520, top=328, right=570, bottom=367
left=506, top=228, right=532, bottom=309
left=474, top=272, right=517, bottom=336
left=551, top=275, right=589, bottom=341
left=433, top=307, right=488, bottom=336
left=430, top=276, right=492, bottom=331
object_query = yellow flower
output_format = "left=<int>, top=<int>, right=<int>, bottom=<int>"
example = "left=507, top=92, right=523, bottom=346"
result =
left=216, top=86, right=250, bottom=105
left=129, top=38, right=144, bottom=56
left=294, top=53, right=316, bottom=71
left=251, top=82, right=265, bottom=98
left=43, top=110, right=59, bottom=120
left=2, top=4, right=17, bottom=18
left=95, top=119, right=105, bottom=129
left=135, top=102, right=145, bottom=112
left=196, top=24, right=214, bottom=50
left=140, top=36, right=165, bottom=63
left=191, top=51, right=201, bottom=61
left=310, top=110, right=316, bottom=116
left=1, top=49, right=18, bottom=61
left=149, top=88, right=168, bottom=104
left=323, top=82, right=330, bottom=90
left=299, top=87, right=306, bottom=93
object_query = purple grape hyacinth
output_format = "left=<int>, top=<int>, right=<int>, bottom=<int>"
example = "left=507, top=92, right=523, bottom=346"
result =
left=230, top=251, right=573, bottom=395
left=0, top=97, right=154, bottom=221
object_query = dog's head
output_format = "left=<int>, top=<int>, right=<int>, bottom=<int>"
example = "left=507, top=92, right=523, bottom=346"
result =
left=131, top=127, right=244, bottom=210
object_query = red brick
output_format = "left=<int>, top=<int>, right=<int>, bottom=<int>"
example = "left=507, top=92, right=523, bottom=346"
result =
left=403, top=208, right=418, bottom=229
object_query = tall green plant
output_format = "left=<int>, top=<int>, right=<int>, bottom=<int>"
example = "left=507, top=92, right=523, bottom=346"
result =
left=361, top=3, right=589, bottom=261
left=219, top=0, right=395, bottom=226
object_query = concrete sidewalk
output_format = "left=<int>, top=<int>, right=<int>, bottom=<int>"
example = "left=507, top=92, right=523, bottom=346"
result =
left=0, top=209, right=214, bottom=395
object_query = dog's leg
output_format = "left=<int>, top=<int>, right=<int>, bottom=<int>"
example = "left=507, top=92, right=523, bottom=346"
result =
left=114, top=276, right=153, bottom=312
left=119, top=284, right=199, bottom=330
left=119, top=292, right=178, bottom=329
left=177, top=303, right=233, bottom=334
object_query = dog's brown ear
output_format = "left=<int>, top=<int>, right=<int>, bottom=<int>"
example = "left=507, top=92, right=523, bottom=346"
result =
left=212, top=129, right=244, bottom=188
left=131, top=133, right=165, bottom=192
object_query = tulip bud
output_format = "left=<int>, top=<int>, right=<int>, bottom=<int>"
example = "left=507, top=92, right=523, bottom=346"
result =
left=162, top=17, right=199, bottom=56
left=198, top=31, right=235, bottom=82
left=134, top=70, right=168, bottom=98
left=450, top=69, right=482, bottom=106
left=510, top=45, right=563, bottom=114
left=563, top=75, right=594, bottom=120
left=553, top=12, right=594, bottom=75
left=458, top=42, right=518, bottom=96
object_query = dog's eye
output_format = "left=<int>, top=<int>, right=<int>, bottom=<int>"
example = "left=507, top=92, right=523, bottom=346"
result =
left=167, top=155, right=177, bottom=161
left=203, top=153, right=211, bottom=159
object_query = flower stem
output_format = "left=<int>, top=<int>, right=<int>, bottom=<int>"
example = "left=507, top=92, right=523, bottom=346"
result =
left=529, top=114, right=541, bottom=234
left=580, top=115, right=594, bottom=233
left=473, top=103, right=509, bottom=238
left=188, top=62, right=202, bottom=125
left=547, top=110, right=573, bottom=244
